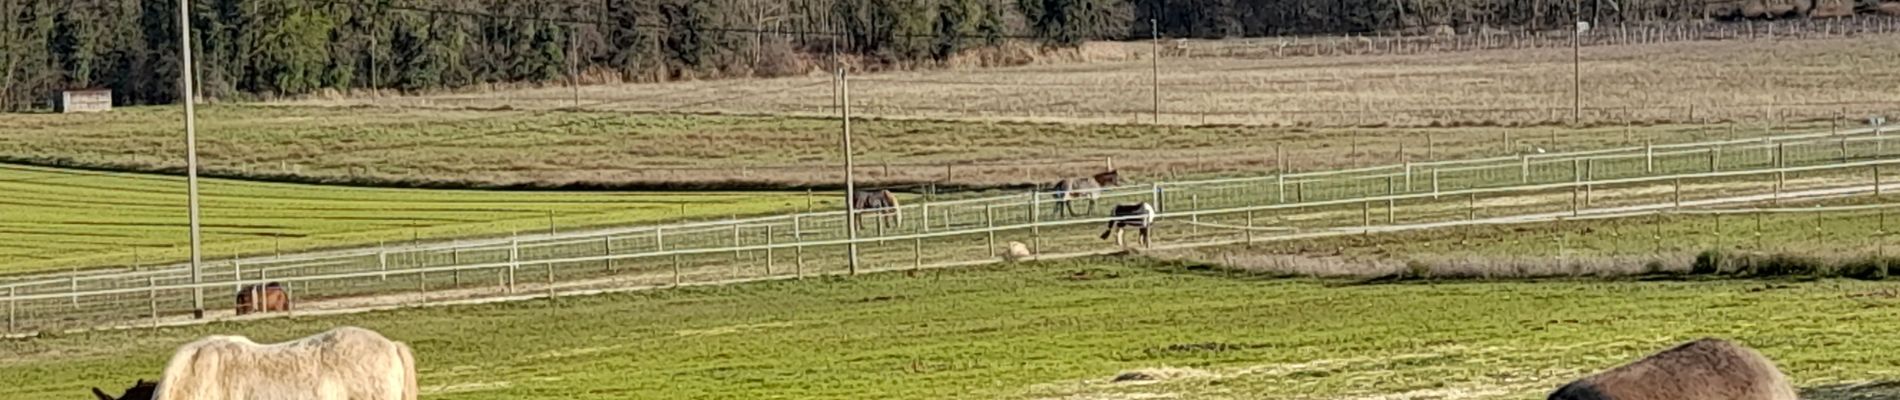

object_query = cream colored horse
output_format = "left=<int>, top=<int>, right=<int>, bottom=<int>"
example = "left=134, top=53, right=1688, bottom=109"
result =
left=155, top=326, right=418, bottom=400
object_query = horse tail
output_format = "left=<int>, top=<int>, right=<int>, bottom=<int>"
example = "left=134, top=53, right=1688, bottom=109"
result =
left=885, top=191, right=903, bottom=226
left=396, top=341, right=420, bottom=400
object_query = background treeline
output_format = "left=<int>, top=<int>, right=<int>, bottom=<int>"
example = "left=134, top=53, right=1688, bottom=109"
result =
left=2, top=0, right=1891, bottom=111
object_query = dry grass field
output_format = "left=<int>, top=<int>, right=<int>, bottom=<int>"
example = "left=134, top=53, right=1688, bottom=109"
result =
left=0, top=104, right=1840, bottom=189
left=293, top=36, right=1900, bottom=127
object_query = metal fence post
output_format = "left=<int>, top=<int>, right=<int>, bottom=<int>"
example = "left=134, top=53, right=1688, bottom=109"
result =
left=913, top=237, right=922, bottom=270
left=1190, top=194, right=1201, bottom=235
left=1276, top=174, right=1286, bottom=203
left=604, top=236, right=615, bottom=272
left=377, top=249, right=387, bottom=281
left=451, top=247, right=461, bottom=287
left=508, top=236, right=519, bottom=293
left=1877, top=165, right=1884, bottom=196
left=1521, top=155, right=1531, bottom=183
left=1468, top=193, right=1477, bottom=221
left=1674, top=178, right=1683, bottom=209
left=921, top=203, right=931, bottom=233
left=1404, top=162, right=1414, bottom=191
left=661, top=228, right=678, bottom=286
left=1031, top=192, right=1043, bottom=256
left=148, top=277, right=157, bottom=326
left=1710, top=147, right=1720, bottom=172
left=1362, top=200, right=1371, bottom=229
left=985, top=205, right=997, bottom=259
left=8, top=287, right=16, bottom=333
left=70, top=275, right=79, bottom=310
left=1842, top=137, right=1851, bottom=163
left=765, top=225, right=775, bottom=275
left=1645, top=141, right=1654, bottom=173
left=1245, top=210, right=1255, bottom=243
left=1431, top=169, right=1440, bottom=197
left=546, top=261, right=555, bottom=298
left=792, top=216, right=804, bottom=279
left=732, top=224, right=742, bottom=263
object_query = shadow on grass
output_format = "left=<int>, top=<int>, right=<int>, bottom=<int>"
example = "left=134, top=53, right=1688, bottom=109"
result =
left=1804, top=382, right=1900, bottom=400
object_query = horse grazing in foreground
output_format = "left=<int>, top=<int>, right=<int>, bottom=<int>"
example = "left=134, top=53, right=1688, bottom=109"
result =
left=1050, top=170, right=1123, bottom=217
left=153, top=326, right=419, bottom=400
left=235, top=282, right=291, bottom=315
left=850, top=189, right=903, bottom=230
left=1548, top=338, right=1796, bottom=400
left=91, top=379, right=157, bottom=400
left=1099, top=203, right=1157, bottom=249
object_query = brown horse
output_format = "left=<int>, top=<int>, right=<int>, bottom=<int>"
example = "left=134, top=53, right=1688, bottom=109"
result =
left=1050, top=170, right=1122, bottom=217
left=1548, top=338, right=1797, bottom=400
left=850, top=189, right=902, bottom=230
left=91, top=379, right=157, bottom=400
left=235, top=282, right=291, bottom=315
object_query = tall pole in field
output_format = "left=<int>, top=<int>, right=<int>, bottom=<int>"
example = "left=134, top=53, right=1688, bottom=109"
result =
left=179, top=0, right=206, bottom=319
left=1572, top=4, right=1582, bottom=124
left=841, top=68, right=859, bottom=275
left=1151, top=19, right=1161, bottom=125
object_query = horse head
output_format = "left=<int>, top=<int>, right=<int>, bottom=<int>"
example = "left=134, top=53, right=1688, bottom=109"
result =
left=93, top=379, right=157, bottom=400
left=1093, top=170, right=1122, bottom=187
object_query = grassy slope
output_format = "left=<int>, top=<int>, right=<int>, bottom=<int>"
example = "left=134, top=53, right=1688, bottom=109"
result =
left=0, top=164, right=815, bottom=276
left=5, top=258, right=1900, bottom=400
left=0, top=104, right=1828, bottom=188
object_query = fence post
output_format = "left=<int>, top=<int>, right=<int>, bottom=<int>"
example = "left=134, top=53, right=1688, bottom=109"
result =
left=508, top=236, right=519, bottom=293
left=985, top=205, right=997, bottom=259
left=1404, top=162, right=1414, bottom=191
left=377, top=249, right=387, bottom=281
left=604, top=236, right=615, bottom=272
left=921, top=203, right=931, bottom=233
left=1645, top=141, right=1654, bottom=173
left=1585, top=158, right=1595, bottom=206
left=1189, top=194, right=1201, bottom=235
left=792, top=216, right=804, bottom=279
left=913, top=237, right=922, bottom=270
left=1245, top=210, right=1255, bottom=243
left=1276, top=174, right=1286, bottom=203
left=1877, top=165, right=1883, bottom=196
left=8, top=286, right=16, bottom=333
left=1842, top=137, right=1851, bottom=163
left=451, top=246, right=461, bottom=287
left=765, top=225, right=775, bottom=275
left=1674, top=178, right=1683, bottom=209
left=148, top=277, right=157, bottom=326
left=1521, top=155, right=1531, bottom=183
left=1710, top=147, right=1720, bottom=172
left=731, top=224, right=742, bottom=263
left=1468, top=193, right=1477, bottom=221
left=70, top=275, right=78, bottom=310
left=1031, top=191, right=1043, bottom=256
left=1431, top=169, right=1441, bottom=197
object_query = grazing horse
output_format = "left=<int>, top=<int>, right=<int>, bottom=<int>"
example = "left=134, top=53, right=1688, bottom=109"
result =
left=1548, top=338, right=1796, bottom=400
left=91, top=379, right=157, bottom=400
left=154, top=326, right=419, bottom=400
left=235, top=282, right=291, bottom=315
left=850, top=189, right=903, bottom=230
left=1099, top=202, right=1157, bottom=249
left=1050, top=170, right=1123, bottom=217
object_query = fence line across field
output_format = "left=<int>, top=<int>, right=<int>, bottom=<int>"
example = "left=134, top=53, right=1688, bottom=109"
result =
left=3, top=123, right=1893, bottom=294
left=5, top=157, right=1890, bottom=336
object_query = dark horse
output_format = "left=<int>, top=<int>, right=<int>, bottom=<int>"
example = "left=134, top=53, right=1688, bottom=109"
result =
left=850, top=189, right=903, bottom=230
left=92, top=379, right=157, bottom=400
left=1050, top=170, right=1123, bottom=217
left=1099, top=203, right=1156, bottom=249
left=235, top=282, right=291, bottom=315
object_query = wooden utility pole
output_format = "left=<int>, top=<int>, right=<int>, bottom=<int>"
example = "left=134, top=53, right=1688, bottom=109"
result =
left=841, top=69, right=859, bottom=275
left=1151, top=19, right=1161, bottom=124
left=179, top=0, right=206, bottom=319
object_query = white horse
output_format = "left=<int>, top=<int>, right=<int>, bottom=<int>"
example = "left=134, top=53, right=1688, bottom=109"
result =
left=154, top=326, right=418, bottom=400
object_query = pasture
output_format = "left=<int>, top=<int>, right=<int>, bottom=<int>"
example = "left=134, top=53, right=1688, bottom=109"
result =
left=0, top=164, right=812, bottom=276
left=0, top=104, right=1840, bottom=188
left=294, top=36, right=1900, bottom=127
left=7, top=256, right=1900, bottom=400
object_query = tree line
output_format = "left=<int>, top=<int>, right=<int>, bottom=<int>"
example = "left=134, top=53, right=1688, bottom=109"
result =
left=2, top=0, right=1884, bottom=111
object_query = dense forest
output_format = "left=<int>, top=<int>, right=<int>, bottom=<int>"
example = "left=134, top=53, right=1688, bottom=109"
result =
left=1, top=0, right=1887, bottom=111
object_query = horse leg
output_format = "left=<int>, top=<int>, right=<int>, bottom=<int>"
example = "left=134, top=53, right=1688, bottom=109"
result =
left=1115, top=228, right=1126, bottom=249
left=1140, top=227, right=1152, bottom=248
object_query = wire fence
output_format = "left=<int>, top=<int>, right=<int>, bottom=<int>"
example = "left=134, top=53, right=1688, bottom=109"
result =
left=3, top=123, right=1897, bottom=336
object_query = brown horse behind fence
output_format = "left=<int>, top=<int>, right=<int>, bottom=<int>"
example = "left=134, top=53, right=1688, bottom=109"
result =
left=850, top=189, right=903, bottom=230
left=235, top=282, right=291, bottom=315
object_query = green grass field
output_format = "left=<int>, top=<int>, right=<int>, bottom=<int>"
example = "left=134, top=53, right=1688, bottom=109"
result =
left=0, top=104, right=1833, bottom=189
left=0, top=164, right=816, bottom=276
left=6, top=257, right=1900, bottom=400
